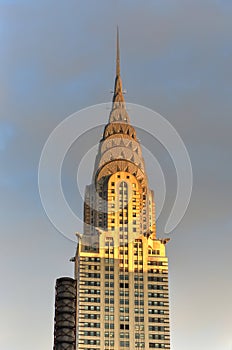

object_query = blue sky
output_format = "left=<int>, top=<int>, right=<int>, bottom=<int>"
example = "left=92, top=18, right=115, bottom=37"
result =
left=1, top=1, right=232, bottom=349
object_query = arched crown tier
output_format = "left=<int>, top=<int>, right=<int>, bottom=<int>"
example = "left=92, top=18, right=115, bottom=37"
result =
left=103, top=122, right=137, bottom=140
left=95, top=160, right=148, bottom=192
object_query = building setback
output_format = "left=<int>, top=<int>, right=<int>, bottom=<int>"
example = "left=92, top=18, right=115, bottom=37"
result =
left=53, top=29, right=171, bottom=350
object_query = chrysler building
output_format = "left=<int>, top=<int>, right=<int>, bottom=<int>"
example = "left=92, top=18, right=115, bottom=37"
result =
left=53, top=29, right=171, bottom=350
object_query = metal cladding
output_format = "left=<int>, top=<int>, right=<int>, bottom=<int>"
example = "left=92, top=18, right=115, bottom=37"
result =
left=53, top=277, right=77, bottom=350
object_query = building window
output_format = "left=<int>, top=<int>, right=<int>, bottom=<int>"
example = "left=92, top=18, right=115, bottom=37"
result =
left=105, top=282, right=114, bottom=288
left=105, top=323, right=114, bottom=329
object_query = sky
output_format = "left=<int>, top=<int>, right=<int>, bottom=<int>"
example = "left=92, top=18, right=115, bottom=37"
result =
left=1, top=0, right=232, bottom=349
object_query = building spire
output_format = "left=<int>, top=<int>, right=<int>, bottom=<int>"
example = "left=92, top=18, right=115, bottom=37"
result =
left=112, top=26, right=125, bottom=106
left=116, top=25, right=120, bottom=77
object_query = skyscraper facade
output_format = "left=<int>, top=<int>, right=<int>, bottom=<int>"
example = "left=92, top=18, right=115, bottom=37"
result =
left=53, top=31, right=171, bottom=350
